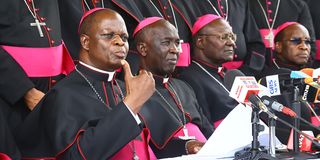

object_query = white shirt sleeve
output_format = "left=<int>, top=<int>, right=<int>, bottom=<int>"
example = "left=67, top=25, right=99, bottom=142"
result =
left=123, top=101, right=141, bottom=125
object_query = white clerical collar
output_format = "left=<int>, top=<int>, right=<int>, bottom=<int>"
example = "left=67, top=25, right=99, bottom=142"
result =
left=163, top=77, right=169, bottom=84
left=79, top=61, right=115, bottom=82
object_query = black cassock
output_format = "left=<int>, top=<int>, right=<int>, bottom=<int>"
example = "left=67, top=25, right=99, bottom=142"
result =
left=0, top=1, right=73, bottom=158
left=111, top=0, right=197, bottom=45
left=249, top=0, right=316, bottom=66
left=15, top=64, right=142, bottom=159
left=193, top=0, right=266, bottom=76
left=139, top=76, right=214, bottom=159
left=0, top=0, right=73, bottom=131
left=303, top=0, right=320, bottom=68
left=178, top=59, right=238, bottom=125
left=0, top=106, right=21, bottom=160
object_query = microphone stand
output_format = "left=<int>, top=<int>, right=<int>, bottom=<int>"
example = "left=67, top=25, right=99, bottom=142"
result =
left=268, top=114, right=276, bottom=157
left=234, top=106, right=276, bottom=160
left=292, top=86, right=301, bottom=152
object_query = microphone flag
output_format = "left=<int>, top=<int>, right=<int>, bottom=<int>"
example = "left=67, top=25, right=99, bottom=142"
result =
left=230, top=76, right=264, bottom=103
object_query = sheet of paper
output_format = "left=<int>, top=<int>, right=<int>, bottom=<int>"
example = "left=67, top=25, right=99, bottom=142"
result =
left=197, top=103, right=282, bottom=158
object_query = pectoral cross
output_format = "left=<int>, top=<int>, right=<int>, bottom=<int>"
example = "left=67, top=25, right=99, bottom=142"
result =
left=265, top=31, right=274, bottom=48
left=133, top=153, right=139, bottom=160
left=30, top=18, right=46, bottom=37
left=178, top=125, right=196, bottom=140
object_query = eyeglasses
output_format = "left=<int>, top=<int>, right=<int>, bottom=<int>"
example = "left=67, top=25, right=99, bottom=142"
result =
left=284, top=37, right=312, bottom=45
left=199, top=33, right=237, bottom=42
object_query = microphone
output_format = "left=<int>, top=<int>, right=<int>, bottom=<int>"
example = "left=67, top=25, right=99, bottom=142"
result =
left=248, top=94, right=277, bottom=119
left=224, top=69, right=264, bottom=103
left=261, top=96, right=320, bottom=132
left=259, top=72, right=320, bottom=97
left=249, top=95, right=320, bottom=149
left=248, top=94, right=268, bottom=112
left=300, top=68, right=320, bottom=103
left=224, top=69, right=245, bottom=91
left=260, top=96, right=297, bottom=117
left=290, top=70, right=320, bottom=90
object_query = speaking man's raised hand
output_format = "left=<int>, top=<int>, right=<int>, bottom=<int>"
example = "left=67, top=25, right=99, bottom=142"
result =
left=121, top=60, right=155, bottom=113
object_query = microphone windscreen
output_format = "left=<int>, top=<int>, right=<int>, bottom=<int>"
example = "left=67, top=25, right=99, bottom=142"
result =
left=224, top=69, right=245, bottom=91
left=300, top=68, right=320, bottom=102
left=248, top=94, right=259, bottom=105
left=300, top=68, right=314, bottom=77
left=261, top=67, right=291, bottom=77
left=258, top=67, right=291, bottom=85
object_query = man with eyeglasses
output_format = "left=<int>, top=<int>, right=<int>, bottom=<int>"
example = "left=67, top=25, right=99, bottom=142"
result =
left=14, top=8, right=156, bottom=159
left=178, top=14, right=239, bottom=127
left=272, top=22, right=312, bottom=70
left=260, top=22, right=318, bottom=144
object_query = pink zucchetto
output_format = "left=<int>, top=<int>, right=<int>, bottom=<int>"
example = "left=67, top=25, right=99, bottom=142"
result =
left=133, top=17, right=164, bottom=37
left=191, top=14, right=222, bottom=36
left=78, top=8, right=106, bottom=34
left=273, top=22, right=299, bottom=40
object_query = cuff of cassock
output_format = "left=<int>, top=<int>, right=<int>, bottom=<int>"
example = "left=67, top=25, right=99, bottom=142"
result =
left=123, top=101, right=141, bottom=125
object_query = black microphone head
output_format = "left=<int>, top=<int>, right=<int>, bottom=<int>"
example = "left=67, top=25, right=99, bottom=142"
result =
left=260, top=67, right=291, bottom=78
left=258, top=73, right=291, bottom=90
left=224, top=69, right=245, bottom=91
left=248, top=94, right=268, bottom=112
left=258, top=67, right=291, bottom=86
left=248, top=94, right=260, bottom=105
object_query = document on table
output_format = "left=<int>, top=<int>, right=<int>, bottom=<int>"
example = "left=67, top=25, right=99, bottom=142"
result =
left=197, top=103, right=282, bottom=158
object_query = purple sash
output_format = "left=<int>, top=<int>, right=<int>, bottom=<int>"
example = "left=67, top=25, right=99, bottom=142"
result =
left=173, top=123, right=207, bottom=142
left=2, top=43, right=74, bottom=77
left=111, top=128, right=157, bottom=160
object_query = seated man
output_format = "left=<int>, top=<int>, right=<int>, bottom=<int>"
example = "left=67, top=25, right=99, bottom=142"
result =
left=178, top=14, right=239, bottom=127
left=15, top=8, right=156, bottom=159
left=133, top=17, right=214, bottom=158
left=271, top=22, right=312, bottom=70
left=260, top=22, right=317, bottom=144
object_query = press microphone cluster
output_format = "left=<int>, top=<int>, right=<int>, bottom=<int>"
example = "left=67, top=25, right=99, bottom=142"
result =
left=260, top=69, right=320, bottom=103
left=224, top=69, right=320, bottom=152
left=260, top=95, right=320, bottom=132
left=247, top=94, right=320, bottom=150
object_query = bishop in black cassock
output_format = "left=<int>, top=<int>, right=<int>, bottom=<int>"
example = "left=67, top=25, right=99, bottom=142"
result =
left=112, top=0, right=207, bottom=71
left=259, top=22, right=318, bottom=144
left=249, top=0, right=316, bottom=66
left=133, top=17, right=214, bottom=159
left=192, top=0, right=266, bottom=76
left=15, top=8, right=156, bottom=159
left=179, top=14, right=239, bottom=127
